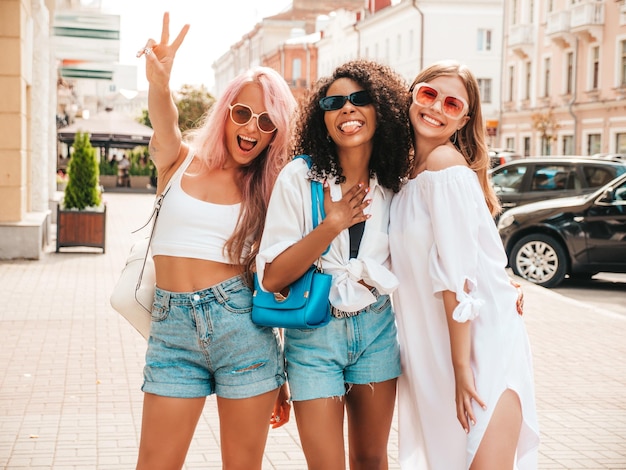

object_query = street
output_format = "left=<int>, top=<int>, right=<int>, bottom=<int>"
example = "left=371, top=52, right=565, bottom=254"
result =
left=553, top=273, right=626, bottom=317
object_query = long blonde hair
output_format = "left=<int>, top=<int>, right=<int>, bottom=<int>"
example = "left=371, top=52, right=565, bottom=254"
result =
left=409, top=61, right=501, bottom=216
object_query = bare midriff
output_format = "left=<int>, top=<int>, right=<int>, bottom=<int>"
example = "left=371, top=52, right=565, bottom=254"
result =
left=154, top=256, right=243, bottom=292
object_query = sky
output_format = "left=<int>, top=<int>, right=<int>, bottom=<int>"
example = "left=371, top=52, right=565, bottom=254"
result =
left=99, top=1, right=292, bottom=91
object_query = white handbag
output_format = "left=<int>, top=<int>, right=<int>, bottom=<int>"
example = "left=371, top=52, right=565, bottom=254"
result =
left=109, top=150, right=193, bottom=339
left=110, top=236, right=155, bottom=339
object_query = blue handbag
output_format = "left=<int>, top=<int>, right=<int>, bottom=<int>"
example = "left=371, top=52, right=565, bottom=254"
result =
left=252, top=156, right=332, bottom=329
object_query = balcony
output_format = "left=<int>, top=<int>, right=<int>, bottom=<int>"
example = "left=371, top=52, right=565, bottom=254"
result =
left=570, top=2, right=604, bottom=42
left=546, top=10, right=572, bottom=47
left=508, top=24, right=534, bottom=59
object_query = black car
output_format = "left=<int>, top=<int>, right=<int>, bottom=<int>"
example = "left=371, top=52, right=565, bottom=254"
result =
left=497, top=173, right=626, bottom=287
left=490, top=157, right=626, bottom=211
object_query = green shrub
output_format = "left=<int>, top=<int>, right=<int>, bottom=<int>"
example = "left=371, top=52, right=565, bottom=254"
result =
left=63, top=132, right=102, bottom=210
left=128, top=148, right=155, bottom=176
left=99, top=157, right=117, bottom=176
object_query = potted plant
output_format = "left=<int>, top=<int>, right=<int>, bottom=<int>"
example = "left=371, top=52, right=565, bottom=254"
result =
left=128, top=148, right=156, bottom=190
left=98, top=155, right=118, bottom=189
left=56, top=131, right=107, bottom=253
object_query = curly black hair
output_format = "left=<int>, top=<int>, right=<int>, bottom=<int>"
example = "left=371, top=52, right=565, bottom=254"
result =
left=292, top=59, right=411, bottom=193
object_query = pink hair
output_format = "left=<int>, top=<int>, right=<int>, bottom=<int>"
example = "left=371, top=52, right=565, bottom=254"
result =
left=187, top=67, right=296, bottom=278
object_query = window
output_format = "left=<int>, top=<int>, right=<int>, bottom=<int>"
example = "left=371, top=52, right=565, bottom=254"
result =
left=508, top=65, right=515, bottom=102
left=491, top=165, right=527, bottom=193
left=584, top=166, right=615, bottom=187
left=565, top=51, right=574, bottom=94
left=524, top=137, right=531, bottom=156
left=397, top=34, right=402, bottom=58
left=292, top=58, right=302, bottom=80
left=591, top=46, right=600, bottom=90
left=541, top=136, right=551, bottom=156
left=385, top=38, right=390, bottom=62
left=477, top=78, right=492, bottom=103
left=506, top=137, right=515, bottom=149
left=543, top=57, right=551, bottom=97
left=617, top=133, right=626, bottom=153
left=587, top=134, right=601, bottom=155
left=511, top=0, right=518, bottom=24
left=477, top=29, right=492, bottom=51
left=621, top=40, right=626, bottom=87
left=531, top=165, right=580, bottom=191
left=525, top=61, right=532, bottom=100
left=562, top=135, right=574, bottom=155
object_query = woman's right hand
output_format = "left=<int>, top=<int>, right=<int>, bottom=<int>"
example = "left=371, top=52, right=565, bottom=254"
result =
left=322, top=181, right=371, bottom=232
left=142, top=12, right=190, bottom=89
left=453, top=365, right=486, bottom=434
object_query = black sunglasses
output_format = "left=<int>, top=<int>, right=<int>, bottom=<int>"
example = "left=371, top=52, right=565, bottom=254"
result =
left=319, top=90, right=372, bottom=111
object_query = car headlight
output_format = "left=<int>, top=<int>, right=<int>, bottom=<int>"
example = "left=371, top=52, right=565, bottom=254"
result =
left=497, top=213, right=515, bottom=230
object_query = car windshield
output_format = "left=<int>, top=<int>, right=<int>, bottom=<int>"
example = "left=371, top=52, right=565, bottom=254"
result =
left=491, top=166, right=527, bottom=192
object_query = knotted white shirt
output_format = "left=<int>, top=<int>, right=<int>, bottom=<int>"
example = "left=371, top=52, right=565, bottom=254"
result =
left=256, top=158, right=399, bottom=313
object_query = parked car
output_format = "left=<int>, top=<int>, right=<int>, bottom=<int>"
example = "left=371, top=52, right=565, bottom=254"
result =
left=592, top=153, right=626, bottom=161
left=489, top=148, right=522, bottom=168
left=497, top=173, right=626, bottom=288
left=490, top=157, right=626, bottom=211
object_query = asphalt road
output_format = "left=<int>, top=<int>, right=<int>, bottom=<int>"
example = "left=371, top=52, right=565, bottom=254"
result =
left=551, top=273, right=626, bottom=317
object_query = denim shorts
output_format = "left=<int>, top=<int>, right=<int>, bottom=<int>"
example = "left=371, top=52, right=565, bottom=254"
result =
left=284, top=294, right=401, bottom=401
left=142, top=275, right=285, bottom=399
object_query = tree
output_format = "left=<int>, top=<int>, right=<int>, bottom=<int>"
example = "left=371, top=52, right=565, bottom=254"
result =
left=137, top=84, right=214, bottom=134
left=63, top=131, right=102, bottom=210
left=531, top=107, right=561, bottom=156
left=176, top=84, right=215, bottom=133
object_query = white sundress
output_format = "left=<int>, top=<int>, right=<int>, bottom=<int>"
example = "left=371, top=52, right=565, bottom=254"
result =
left=389, top=166, right=540, bottom=470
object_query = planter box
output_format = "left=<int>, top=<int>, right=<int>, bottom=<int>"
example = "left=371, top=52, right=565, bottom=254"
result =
left=56, top=205, right=106, bottom=253
left=130, top=176, right=151, bottom=190
left=99, top=175, right=117, bottom=189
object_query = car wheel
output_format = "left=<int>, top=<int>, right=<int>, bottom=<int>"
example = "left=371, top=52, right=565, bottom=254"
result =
left=510, top=234, right=568, bottom=288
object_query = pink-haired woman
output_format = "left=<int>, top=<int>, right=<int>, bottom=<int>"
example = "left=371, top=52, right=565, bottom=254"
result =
left=135, top=13, right=296, bottom=470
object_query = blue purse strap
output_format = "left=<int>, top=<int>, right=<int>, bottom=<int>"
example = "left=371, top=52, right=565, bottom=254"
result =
left=295, top=155, right=330, bottom=255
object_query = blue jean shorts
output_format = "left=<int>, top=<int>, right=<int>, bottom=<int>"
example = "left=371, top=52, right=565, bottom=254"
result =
left=284, top=294, right=401, bottom=401
left=142, top=275, right=285, bottom=399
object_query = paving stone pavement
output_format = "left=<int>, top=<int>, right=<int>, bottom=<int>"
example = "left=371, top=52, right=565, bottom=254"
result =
left=0, top=191, right=625, bottom=469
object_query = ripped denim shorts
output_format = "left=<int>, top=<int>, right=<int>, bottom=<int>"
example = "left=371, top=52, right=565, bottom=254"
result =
left=142, top=275, right=285, bottom=399
left=284, top=293, right=401, bottom=401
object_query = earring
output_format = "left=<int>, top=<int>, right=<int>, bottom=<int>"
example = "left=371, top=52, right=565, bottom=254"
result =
left=450, top=130, right=458, bottom=145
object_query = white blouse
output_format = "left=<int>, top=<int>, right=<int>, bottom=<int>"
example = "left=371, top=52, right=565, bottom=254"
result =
left=256, top=158, right=399, bottom=312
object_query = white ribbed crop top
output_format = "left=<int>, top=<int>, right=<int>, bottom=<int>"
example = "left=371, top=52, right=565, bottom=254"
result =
left=151, top=155, right=245, bottom=264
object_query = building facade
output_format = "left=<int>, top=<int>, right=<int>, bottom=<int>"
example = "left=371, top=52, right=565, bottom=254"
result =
left=0, top=0, right=140, bottom=260
left=212, top=0, right=368, bottom=98
left=0, top=0, right=56, bottom=259
left=500, top=0, right=626, bottom=156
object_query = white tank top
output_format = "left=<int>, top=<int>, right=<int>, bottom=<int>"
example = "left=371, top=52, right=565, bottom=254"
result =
left=151, top=156, right=245, bottom=263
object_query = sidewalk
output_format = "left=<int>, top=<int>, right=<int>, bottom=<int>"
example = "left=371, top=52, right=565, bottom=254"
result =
left=0, top=191, right=625, bottom=469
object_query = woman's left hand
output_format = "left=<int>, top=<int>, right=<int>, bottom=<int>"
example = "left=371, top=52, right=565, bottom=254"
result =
left=270, top=382, right=291, bottom=429
left=510, top=279, right=524, bottom=315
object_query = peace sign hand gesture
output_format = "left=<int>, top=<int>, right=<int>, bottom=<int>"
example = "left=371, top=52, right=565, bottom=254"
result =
left=139, top=12, right=190, bottom=89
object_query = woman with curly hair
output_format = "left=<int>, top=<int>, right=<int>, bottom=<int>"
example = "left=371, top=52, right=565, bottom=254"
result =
left=256, top=59, right=411, bottom=469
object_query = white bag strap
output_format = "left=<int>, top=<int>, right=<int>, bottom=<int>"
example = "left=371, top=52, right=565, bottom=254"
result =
left=132, top=147, right=195, bottom=293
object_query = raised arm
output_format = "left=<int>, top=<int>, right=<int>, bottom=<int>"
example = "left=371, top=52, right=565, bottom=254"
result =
left=141, top=12, right=190, bottom=180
